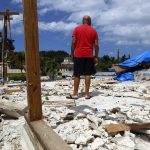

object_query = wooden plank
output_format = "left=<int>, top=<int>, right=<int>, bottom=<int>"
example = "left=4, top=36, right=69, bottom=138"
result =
left=4, top=89, right=22, bottom=94
left=43, top=100, right=75, bottom=104
left=22, top=0, right=42, bottom=121
left=0, top=17, right=13, bottom=20
left=22, top=123, right=44, bottom=150
left=103, top=81, right=118, bottom=84
left=24, top=115, right=72, bottom=150
left=106, top=123, right=150, bottom=134
left=43, top=100, right=76, bottom=107
left=30, top=120, right=72, bottom=150
left=44, top=104, right=75, bottom=108
left=7, top=83, right=26, bottom=87
left=0, top=12, right=19, bottom=15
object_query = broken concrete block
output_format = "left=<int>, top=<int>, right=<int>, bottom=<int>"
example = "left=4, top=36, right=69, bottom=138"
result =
left=92, top=130, right=102, bottom=137
left=91, top=138, right=107, bottom=149
left=104, top=143, right=116, bottom=150
left=75, top=113, right=86, bottom=119
left=75, top=135, right=93, bottom=145
left=66, top=134, right=77, bottom=144
left=70, top=144, right=77, bottom=150
left=87, top=115, right=99, bottom=127
left=135, top=137, right=150, bottom=150
left=112, top=136, right=135, bottom=150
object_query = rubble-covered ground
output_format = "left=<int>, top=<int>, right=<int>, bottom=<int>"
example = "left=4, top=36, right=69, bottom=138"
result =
left=0, top=77, right=150, bottom=150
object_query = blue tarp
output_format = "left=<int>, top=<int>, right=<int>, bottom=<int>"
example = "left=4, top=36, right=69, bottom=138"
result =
left=115, top=72, right=134, bottom=81
left=115, top=50, right=150, bottom=81
left=119, top=50, right=150, bottom=68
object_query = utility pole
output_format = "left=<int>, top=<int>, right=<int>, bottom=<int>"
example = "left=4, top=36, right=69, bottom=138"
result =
left=0, top=9, right=19, bottom=84
left=117, top=49, right=120, bottom=63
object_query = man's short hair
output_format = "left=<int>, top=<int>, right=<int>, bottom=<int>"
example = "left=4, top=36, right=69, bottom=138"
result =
left=82, top=15, right=91, bottom=26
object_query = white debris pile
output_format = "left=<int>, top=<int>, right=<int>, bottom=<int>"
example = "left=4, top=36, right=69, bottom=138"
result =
left=0, top=78, right=150, bottom=150
left=0, top=116, right=25, bottom=150
left=91, top=80, right=150, bottom=98
left=41, top=79, right=150, bottom=101
left=42, top=103, right=150, bottom=150
left=41, top=80, right=90, bottom=97
left=0, top=85, right=27, bottom=150
left=0, top=85, right=27, bottom=103
left=1, top=93, right=27, bottom=103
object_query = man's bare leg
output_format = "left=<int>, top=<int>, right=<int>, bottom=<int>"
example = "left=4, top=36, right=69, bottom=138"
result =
left=73, top=75, right=80, bottom=96
left=85, top=75, right=91, bottom=96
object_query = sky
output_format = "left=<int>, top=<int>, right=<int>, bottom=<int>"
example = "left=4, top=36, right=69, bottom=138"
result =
left=0, top=0, right=150, bottom=57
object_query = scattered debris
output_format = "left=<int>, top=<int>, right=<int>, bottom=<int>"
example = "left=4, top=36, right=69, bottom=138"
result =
left=0, top=77, right=150, bottom=149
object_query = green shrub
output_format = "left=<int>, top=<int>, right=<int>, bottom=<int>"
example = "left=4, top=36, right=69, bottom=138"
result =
left=8, top=73, right=26, bottom=81
left=45, top=96, right=49, bottom=100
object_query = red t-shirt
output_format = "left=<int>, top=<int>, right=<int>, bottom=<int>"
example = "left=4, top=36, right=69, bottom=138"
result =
left=72, top=24, right=99, bottom=58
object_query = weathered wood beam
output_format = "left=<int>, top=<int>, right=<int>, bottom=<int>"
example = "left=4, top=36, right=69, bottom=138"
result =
left=22, top=0, right=42, bottom=121
left=4, top=89, right=22, bottom=94
left=0, top=12, right=19, bottom=15
left=24, top=115, right=72, bottom=150
left=30, top=120, right=72, bottom=150
left=105, top=123, right=150, bottom=134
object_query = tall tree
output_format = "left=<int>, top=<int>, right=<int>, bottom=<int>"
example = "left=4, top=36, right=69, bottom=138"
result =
left=120, top=54, right=127, bottom=62
left=8, top=51, right=25, bottom=72
left=40, top=50, right=69, bottom=80
left=117, top=49, right=120, bottom=63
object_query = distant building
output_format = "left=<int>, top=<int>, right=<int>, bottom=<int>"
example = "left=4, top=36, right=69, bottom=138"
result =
left=60, top=57, right=73, bottom=76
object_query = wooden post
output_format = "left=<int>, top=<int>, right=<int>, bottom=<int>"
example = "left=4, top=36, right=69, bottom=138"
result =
left=0, top=9, right=19, bottom=84
left=3, top=17, right=7, bottom=82
left=22, top=0, right=42, bottom=121
left=1, top=18, right=6, bottom=84
left=1, top=15, right=8, bottom=84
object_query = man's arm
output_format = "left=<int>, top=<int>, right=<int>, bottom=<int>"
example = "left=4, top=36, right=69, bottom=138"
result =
left=94, top=40, right=99, bottom=65
left=94, top=40, right=99, bottom=58
left=71, top=37, right=76, bottom=58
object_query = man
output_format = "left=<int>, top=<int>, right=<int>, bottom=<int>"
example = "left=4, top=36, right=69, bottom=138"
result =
left=67, top=15, right=99, bottom=99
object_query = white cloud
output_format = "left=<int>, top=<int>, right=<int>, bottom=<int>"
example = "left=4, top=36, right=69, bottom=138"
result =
left=102, top=24, right=150, bottom=41
left=38, top=8, right=50, bottom=15
left=116, top=40, right=141, bottom=46
left=142, top=40, right=150, bottom=45
left=11, top=14, right=23, bottom=25
left=12, top=0, right=22, bottom=3
left=37, top=0, right=150, bottom=46
left=38, top=0, right=107, bottom=14
left=11, top=14, right=23, bottom=34
left=0, top=14, right=23, bottom=35
left=38, top=21, right=78, bottom=32
left=10, top=0, right=150, bottom=46
left=12, top=25, right=23, bottom=35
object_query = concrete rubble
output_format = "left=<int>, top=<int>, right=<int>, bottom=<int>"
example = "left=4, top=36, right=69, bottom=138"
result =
left=0, top=78, right=150, bottom=150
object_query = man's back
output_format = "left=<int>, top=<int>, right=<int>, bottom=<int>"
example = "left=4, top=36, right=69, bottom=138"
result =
left=72, top=24, right=98, bottom=58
